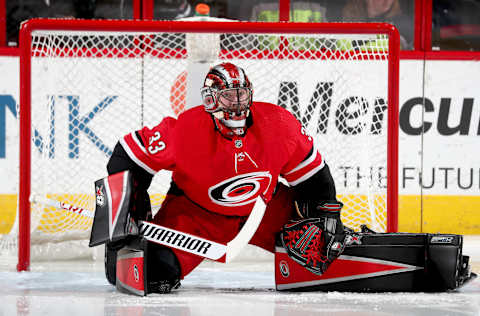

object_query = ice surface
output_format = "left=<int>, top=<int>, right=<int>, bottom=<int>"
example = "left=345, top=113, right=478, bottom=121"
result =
left=1, top=236, right=480, bottom=316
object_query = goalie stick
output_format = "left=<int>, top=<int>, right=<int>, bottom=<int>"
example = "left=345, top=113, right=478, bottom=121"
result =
left=30, top=195, right=266, bottom=263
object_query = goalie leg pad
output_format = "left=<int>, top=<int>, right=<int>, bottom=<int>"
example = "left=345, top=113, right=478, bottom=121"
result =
left=105, top=240, right=127, bottom=286
left=146, top=243, right=181, bottom=294
left=115, top=238, right=181, bottom=296
left=116, top=238, right=147, bottom=296
left=275, top=232, right=476, bottom=292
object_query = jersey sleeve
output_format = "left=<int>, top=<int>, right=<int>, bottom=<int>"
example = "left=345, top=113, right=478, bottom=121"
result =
left=280, top=115, right=325, bottom=186
left=119, top=117, right=176, bottom=175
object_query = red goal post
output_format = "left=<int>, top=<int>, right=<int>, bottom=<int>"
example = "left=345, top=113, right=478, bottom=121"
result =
left=16, top=19, right=400, bottom=271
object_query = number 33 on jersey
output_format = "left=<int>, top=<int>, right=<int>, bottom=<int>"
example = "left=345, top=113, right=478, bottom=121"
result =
left=148, top=131, right=166, bottom=154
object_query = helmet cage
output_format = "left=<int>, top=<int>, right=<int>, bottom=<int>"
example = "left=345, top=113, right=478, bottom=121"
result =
left=218, top=87, right=252, bottom=113
left=201, top=87, right=252, bottom=114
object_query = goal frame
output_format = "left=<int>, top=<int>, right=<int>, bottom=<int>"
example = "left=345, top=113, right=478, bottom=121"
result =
left=18, top=18, right=400, bottom=271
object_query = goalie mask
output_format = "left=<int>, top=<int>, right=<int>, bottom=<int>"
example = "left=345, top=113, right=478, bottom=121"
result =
left=201, top=63, right=253, bottom=136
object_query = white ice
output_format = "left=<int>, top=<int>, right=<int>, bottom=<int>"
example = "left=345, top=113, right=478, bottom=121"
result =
left=1, top=236, right=480, bottom=316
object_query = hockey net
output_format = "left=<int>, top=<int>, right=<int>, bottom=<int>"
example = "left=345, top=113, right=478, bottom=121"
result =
left=4, top=19, right=399, bottom=271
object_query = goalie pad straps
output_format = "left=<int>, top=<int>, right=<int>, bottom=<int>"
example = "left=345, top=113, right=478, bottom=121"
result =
left=89, top=170, right=138, bottom=247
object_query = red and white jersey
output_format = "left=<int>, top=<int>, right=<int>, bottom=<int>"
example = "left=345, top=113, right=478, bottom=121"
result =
left=120, top=102, right=324, bottom=216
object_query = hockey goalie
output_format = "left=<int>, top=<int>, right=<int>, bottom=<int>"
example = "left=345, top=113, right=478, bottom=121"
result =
left=89, top=62, right=475, bottom=296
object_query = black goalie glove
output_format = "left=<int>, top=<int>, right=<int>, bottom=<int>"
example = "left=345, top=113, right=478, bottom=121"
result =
left=280, top=201, right=346, bottom=275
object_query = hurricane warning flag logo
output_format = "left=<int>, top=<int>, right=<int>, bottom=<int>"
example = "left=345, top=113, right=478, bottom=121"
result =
left=208, top=171, right=272, bottom=207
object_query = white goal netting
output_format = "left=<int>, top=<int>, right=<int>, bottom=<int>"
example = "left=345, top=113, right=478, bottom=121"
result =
left=1, top=20, right=398, bottom=270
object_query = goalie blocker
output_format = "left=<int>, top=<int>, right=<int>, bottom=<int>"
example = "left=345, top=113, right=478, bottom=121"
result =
left=89, top=170, right=139, bottom=247
left=275, top=229, right=476, bottom=292
left=89, top=171, right=181, bottom=295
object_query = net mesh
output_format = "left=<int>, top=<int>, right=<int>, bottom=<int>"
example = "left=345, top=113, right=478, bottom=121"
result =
left=1, top=22, right=395, bottom=266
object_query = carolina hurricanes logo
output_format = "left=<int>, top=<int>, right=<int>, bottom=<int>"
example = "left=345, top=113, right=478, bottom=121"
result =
left=208, top=171, right=272, bottom=207
left=279, top=260, right=290, bottom=278
left=133, top=264, right=139, bottom=282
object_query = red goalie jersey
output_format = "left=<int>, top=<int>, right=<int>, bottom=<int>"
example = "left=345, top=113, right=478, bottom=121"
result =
left=120, top=101, right=324, bottom=216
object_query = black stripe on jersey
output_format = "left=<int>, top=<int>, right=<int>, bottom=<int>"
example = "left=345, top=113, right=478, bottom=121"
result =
left=300, top=146, right=314, bottom=163
left=135, top=131, right=145, bottom=148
